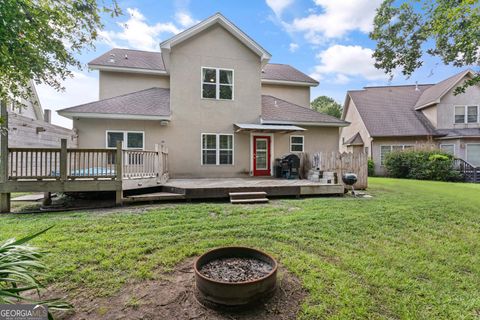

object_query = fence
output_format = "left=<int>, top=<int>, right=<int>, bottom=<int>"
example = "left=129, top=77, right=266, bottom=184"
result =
left=301, top=151, right=368, bottom=189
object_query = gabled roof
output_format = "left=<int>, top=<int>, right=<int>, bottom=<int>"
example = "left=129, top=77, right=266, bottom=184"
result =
left=58, top=88, right=170, bottom=120
left=262, top=64, right=318, bottom=86
left=160, top=12, right=271, bottom=66
left=89, top=49, right=166, bottom=74
left=415, top=69, right=476, bottom=110
left=344, top=132, right=364, bottom=146
left=346, top=85, right=439, bottom=137
left=261, top=95, right=349, bottom=127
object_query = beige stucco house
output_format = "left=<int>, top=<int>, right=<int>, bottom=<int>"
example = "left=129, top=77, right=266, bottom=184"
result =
left=340, top=70, right=480, bottom=175
left=58, top=13, right=348, bottom=178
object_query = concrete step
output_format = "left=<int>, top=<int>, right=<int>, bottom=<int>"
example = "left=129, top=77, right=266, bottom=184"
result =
left=230, top=197, right=269, bottom=204
left=229, top=191, right=267, bottom=199
left=124, top=192, right=185, bottom=203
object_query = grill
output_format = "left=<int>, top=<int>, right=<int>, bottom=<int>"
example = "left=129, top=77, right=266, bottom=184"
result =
left=342, top=173, right=358, bottom=196
left=274, top=154, right=300, bottom=179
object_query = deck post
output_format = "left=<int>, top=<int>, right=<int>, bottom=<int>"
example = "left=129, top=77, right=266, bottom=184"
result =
left=59, top=139, right=67, bottom=181
left=154, top=144, right=160, bottom=182
left=0, top=100, right=11, bottom=213
left=115, top=141, right=123, bottom=206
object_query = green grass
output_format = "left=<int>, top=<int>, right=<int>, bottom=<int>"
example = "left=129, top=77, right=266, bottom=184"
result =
left=1, top=178, right=480, bottom=319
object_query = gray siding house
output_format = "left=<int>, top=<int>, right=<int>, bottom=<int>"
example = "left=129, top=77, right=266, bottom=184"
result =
left=58, top=13, right=348, bottom=178
left=340, top=70, right=480, bottom=175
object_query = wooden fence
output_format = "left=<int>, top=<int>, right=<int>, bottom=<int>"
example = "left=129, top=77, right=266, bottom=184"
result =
left=301, top=151, right=368, bottom=189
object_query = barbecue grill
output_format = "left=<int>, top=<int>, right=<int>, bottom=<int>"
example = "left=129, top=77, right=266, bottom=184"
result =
left=274, top=154, right=300, bottom=179
left=342, top=173, right=358, bottom=196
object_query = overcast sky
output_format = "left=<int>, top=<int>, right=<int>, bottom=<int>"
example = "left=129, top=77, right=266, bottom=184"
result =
left=37, top=0, right=471, bottom=128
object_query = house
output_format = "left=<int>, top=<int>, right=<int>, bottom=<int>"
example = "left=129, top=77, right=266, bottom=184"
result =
left=340, top=70, right=480, bottom=175
left=57, top=13, right=348, bottom=178
left=6, top=81, right=77, bottom=148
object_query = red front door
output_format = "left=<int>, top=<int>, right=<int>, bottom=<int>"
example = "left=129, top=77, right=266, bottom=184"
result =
left=253, top=136, right=271, bottom=176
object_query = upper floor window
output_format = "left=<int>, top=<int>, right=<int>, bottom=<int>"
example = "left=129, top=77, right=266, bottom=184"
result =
left=202, top=67, right=234, bottom=100
left=455, top=105, right=479, bottom=124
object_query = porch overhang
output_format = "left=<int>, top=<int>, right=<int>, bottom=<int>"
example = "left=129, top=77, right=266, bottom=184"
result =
left=234, top=123, right=306, bottom=133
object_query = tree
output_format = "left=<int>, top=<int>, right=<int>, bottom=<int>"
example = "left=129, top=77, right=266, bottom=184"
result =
left=370, top=0, right=480, bottom=94
left=311, top=96, right=343, bottom=118
left=0, top=0, right=121, bottom=111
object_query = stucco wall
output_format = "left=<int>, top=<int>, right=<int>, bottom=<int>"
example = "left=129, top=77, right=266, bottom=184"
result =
left=436, top=79, right=480, bottom=129
left=99, top=71, right=170, bottom=99
left=339, top=98, right=371, bottom=155
left=421, top=105, right=437, bottom=127
left=261, top=84, right=310, bottom=107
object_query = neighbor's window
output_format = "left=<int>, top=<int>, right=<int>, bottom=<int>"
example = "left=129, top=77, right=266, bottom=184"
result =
left=290, top=136, right=304, bottom=152
left=202, top=67, right=233, bottom=100
left=380, top=145, right=412, bottom=165
left=455, top=106, right=466, bottom=123
left=440, top=144, right=455, bottom=155
left=106, top=131, right=144, bottom=150
left=202, top=133, right=233, bottom=165
left=466, top=144, right=480, bottom=167
left=467, top=106, right=478, bottom=123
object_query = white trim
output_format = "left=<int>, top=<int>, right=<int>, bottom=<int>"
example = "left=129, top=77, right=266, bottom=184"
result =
left=261, top=79, right=318, bottom=87
left=88, top=64, right=168, bottom=75
left=160, top=13, right=271, bottom=65
left=440, top=143, right=456, bottom=156
left=105, top=130, right=145, bottom=150
left=200, top=133, right=234, bottom=166
left=201, top=67, right=234, bottom=101
left=249, top=132, right=274, bottom=176
left=290, top=135, right=304, bottom=153
left=260, top=118, right=349, bottom=127
left=466, top=143, right=480, bottom=167
left=58, top=111, right=171, bottom=121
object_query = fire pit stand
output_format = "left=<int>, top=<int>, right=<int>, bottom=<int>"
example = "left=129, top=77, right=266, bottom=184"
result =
left=194, top=246, right=278, bottom=309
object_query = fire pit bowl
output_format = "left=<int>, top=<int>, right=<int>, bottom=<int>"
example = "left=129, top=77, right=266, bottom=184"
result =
left=194, top=246, right=278, bottom=308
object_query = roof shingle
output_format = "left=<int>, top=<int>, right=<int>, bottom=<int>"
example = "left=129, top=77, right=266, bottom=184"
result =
left=89, top=48, right=165, bottom=71
left=58, top=87, right=170, bottom=117
left=262, top=95, right=348, bottom=126
left=261, top=63, right=318, bottom=84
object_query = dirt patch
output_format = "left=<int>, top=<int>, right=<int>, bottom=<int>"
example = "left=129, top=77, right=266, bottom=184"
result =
left=49, top=259, right=306, bottom=320
left=199, top=257, right=273, bottom=282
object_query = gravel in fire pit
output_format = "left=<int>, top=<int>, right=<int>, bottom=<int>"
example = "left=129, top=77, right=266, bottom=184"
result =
left=199, top=257, right=273, bottom=282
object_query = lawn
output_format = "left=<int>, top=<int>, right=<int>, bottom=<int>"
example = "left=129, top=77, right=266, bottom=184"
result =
left=1, top=178, right=480, bottom=319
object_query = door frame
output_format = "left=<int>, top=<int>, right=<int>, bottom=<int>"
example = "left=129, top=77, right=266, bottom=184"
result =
left=250, top=132, right=274, bottom=176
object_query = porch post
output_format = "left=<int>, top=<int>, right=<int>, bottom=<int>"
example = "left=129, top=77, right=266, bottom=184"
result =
left=0, top=100, right=11, bottom=213
left=59, top=139, right=67, bottom=181
left=115, top=141, right=123, bottom=206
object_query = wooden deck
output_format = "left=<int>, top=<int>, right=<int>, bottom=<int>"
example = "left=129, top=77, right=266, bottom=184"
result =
left=162, top=178, right=344, bottom=199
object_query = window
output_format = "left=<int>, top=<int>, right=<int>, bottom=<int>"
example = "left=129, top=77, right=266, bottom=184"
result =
left=466, top=144, right=480, bottom=167
left=440, top=144, right=455, bottom=155
left=380, top=145, right=413, bottom=165
left=202, top=67, right=233, bottom=100
left=201, top=134, right=233, bottom=165
left=467, top=106, right=478, bottom=123
left=106, top=131, right=144, bottom=149
left=455, top=106, right=465, bottom=123
left=290, top=136, right=304, bottom=152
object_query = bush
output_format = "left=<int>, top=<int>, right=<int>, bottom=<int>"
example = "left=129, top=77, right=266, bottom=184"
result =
left=368, top=159, right=375, bottom=176
left=384, top=149, right=461, bottom=181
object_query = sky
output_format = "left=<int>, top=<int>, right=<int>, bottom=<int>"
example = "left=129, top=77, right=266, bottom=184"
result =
left=37, top=0, right=471, bottom=128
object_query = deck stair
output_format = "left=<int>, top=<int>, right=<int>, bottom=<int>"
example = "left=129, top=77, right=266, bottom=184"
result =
left=124, top=192, right=185, bottom=203
left=229, top=191, right=269, bottom=204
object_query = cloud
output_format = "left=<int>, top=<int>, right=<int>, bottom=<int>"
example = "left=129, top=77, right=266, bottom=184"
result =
left=289, top=43, right=299, bottom=53
left=310, top=45, right=388, bottom=82
left=266, top=0, right=294, bottom=18
left=36, top=71, right=99, bottom=128
left=286, top=0, right=383, bottom=44
left=99, top=8, right=186, bottom=51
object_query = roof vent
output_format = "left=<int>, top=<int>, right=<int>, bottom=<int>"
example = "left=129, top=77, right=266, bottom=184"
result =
left=261, top=69, right=265, bottom=73
left=415, top=81, right=420, bottom=91
left=108, top=53, right=116, bottom=63
left=124, top=54, right=128, bottom=60
left=274, top=100, right=278, bottom=106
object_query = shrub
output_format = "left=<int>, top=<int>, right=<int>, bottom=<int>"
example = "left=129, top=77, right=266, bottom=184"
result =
left=368, top=159, right=375, bottom=176
left=384, top=149, right=461, bottom=181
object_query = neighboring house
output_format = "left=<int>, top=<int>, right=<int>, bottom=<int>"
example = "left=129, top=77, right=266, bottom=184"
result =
left=340, top=70, right=480, bottom=175
left=6, top=81, right=77, bottom=148
left=58, top=13, right=348, bottom=178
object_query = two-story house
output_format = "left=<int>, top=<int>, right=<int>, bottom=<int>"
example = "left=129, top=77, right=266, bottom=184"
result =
left=58, top=13, right=348, bottom=178
left=340, top=69, right=480, bottom=175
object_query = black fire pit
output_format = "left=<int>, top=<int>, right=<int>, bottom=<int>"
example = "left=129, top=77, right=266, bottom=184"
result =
left=194, top=247, right=278, bottom=308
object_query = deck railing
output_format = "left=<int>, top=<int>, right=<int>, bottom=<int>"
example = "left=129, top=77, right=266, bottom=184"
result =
left=454, top=158, right=479, bottom=183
